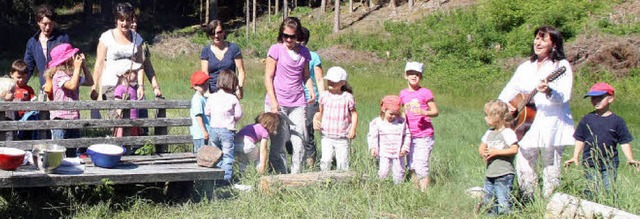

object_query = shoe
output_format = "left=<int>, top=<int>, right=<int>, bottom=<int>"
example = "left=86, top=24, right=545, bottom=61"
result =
left=474, top=202, right=484, bottom=214
left=233, top=184, right=253, bottom=192
left=306, top=157, right=316, bottom=167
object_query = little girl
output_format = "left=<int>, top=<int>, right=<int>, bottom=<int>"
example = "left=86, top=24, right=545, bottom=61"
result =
left=313, top=66, right=358, bottom=171
left=399, top=61, right=438, bottom=192
left=477, top=100, right=518, bottom=215
left=205, top=69, right=242, bottom=184
left=234, top=112, right=279, bottom=174
left=113, top=60, right=144, bottom=137
left=368, top=95, right=411, bottom=184
left=45, top=43, right=94, bottom=157
left=0, top=78, right=16, bottom=102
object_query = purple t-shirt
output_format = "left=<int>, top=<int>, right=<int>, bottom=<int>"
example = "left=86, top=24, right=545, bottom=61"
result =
left=264, top=43, right=311, bottom=107
left=400, top=87, right=435, bottom=138
left=236, top=123, right=269, bottom=144
left=114, top=84, right=139, bottom=119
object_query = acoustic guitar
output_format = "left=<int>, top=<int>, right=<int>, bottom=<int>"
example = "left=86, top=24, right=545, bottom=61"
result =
left=509, top=66, right=566, bottom=140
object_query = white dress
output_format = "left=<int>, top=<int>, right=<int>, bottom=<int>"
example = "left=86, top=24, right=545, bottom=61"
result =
left=98, top=29, right=144, bottom=87
left=498, top=59, right=575, bottom=148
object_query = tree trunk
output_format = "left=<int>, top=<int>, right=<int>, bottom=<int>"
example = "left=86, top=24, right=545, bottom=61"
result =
left=268, top=0, right=272, bottom=22
left=275, top=0, right=279, bottom=15
left=320, top=0, right=326, bottom=13
left=349, top=0, right=353, bottom=13
left=390, top=0, right=397, bottom=14
left=283, top=0, right=289, bottom=19
left=252, top=0, right=256, bottom=33
left=84, top=0, right=93, bottom=22
left=205, top=0, right=209, bottom=24
left=333, top=0, right=340, bottom=33
left=409, top=0, right=413, bottom=11
left=199, top=0, right=203, bottom=25
left=245, top=0, right=249, bottom=37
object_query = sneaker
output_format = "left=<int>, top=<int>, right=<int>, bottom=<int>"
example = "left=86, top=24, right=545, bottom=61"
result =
left=233, top=184, right=253, bottom=192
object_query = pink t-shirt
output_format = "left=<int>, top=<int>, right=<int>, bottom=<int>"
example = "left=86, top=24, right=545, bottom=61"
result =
left=236, top=123, right=269, bottom=144
left=264, top=43, right=311, bottom=107
left=50, top=71, right=81, bottom=120
left=400, top=87, right=435, bottom=138
left=205, top=90, right=242, bottom=130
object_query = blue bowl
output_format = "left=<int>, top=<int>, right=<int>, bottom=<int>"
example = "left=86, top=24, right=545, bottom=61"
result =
left=87, top=144, right=125, bottom=168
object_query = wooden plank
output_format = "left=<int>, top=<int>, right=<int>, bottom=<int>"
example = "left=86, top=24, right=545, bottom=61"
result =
left=0, top=118, right=191, bottom=131
left=0, top=162, right=224, bottom=188
left=0, top=135, right=193, bottom=150
left=0, top=100, right=190, bottom=111
left=546, top=193, right=640, bottom=219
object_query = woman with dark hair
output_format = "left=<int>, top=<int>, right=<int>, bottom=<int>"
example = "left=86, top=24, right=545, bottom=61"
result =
left=201, top=20, right=246, bottom=98
left=264, top=17, right=315, bottom=174
left=498, top=25, right=575, bottom=200
left=91, top=2, right=145, bottom=103
left=23, top=4, right=70, bottom=88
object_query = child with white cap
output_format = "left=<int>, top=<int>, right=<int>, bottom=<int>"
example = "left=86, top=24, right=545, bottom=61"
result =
left=313, top=66, right=358, bottom=171
left=400, top=61, right=439, bottom=192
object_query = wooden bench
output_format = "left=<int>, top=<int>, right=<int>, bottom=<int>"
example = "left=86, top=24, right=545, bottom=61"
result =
left=0, top=100, right=223, bottom=188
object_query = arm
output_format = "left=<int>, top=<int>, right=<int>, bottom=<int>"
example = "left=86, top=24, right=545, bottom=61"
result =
left=303, top=62, right=315, bottom=103
left=258, top=139, right=268, bottom=174
left=135, top=45, right=145, bottom=99
left=546, top=61, right=573, bottom=104
left=81, top=61, right=94, bottom=86
left=63, top=54, right=85, bottom=91
left=400, top=122, right=411, bottom=156
left=620, top=143, right=640, bottom=168
left=485, top=144, right=519, bottom=161
left=91, top=42, right=107, bottom=100
left=233, top=97, right=243, bottom=122
left=564, top=140, right=584, bottom=167
left=367, top=119, right=379, bottom=157
left=143, top=57, right=162, bottom=97
left=264, top=57, right=279, bottom=113
left=234, top=55, right=246, bottom=99
left=23, top=42, right=36, bottom=83
left=478, top=143, right=488, bottom=159
left=313, top=103, right=323, bottom=130
left=348, top=109, right=358, bottom=139
left=314, top=65, right=325, bottom=93
left=416, top=100, right=439, bottom=117
left=195, top=114, right=209, bottom=141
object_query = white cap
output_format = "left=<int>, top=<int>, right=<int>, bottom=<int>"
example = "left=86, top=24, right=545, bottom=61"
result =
left=324, top=66, right=348, bottom=82
left=113, top=59, right=142, bottom=77
left=404, top=61, right=424, bottom=74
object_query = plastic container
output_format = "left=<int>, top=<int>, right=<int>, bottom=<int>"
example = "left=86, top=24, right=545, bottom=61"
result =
left=0, top=147, right=27, bottom=171
left=87, top=144, right=125, bottom=168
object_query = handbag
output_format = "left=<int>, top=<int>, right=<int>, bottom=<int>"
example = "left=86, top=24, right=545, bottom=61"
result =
left=196, top=145, right=222, bottom=168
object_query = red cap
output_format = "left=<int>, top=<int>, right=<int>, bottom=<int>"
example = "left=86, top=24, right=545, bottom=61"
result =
left=584, top=82, right=614, bottom=98
left=381, top=95, right=402, bottom=112
left=190, top=71, right=210, bottom=87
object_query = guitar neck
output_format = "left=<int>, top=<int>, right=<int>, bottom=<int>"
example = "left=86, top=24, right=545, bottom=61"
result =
left=517, top=89, right=538, bottom=112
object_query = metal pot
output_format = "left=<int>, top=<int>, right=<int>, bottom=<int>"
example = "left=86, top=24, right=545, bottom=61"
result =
left=32, top=144, right=66, bottom=173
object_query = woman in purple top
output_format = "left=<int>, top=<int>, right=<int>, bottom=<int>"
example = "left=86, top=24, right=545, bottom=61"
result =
left=201, top=20, right=246, bottom=98
left=264, top=17, right=315, bottom=174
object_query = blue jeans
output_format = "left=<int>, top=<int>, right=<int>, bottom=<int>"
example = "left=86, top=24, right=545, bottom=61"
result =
left=52, top=128, right=82, bottom=157
left=585, top=167, right=617, bottom=195
left=484, top=174, right=514, bottom=215
left=209, top=128, right=235, bottom=182
left=193, top=138, right=206, bottom=154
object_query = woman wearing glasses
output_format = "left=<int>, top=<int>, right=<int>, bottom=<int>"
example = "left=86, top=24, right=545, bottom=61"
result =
left=264, top=17, right=315, bottom=174
left=200, top=20, right=246, bottom=98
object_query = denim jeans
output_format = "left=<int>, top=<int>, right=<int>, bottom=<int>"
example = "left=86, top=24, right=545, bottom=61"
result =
left=209, top=128, right=235, bottom=182
left=585, top=167, right=618, bottom=195
left=193, top=138, right=206, bottom=154
left=484, top=174, right=514, bottom=215
left=52, top=128, right=82, bottom=157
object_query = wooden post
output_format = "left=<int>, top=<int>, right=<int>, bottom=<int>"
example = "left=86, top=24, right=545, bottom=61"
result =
left=546, top=193, right=640, bottom=219
left=154, top=97, right=168, bottom=153
left=0, top=111, right=5, bottom=141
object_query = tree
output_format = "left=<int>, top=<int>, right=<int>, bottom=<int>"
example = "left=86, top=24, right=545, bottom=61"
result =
left=252, top=0, right=256, bottom=33
left=333, top=0, right=340, bottom=33
left=245, top=0, right=249, bottom=37
left=389, top=0, right=397, bottom=14
left=283, top=0, right=288, bottom=19
left=320, top=0, right=326, bottom=13
left=349, top=0, right=353, bottom=13
left=268, top=0, right=272, bottom=22
left=276, top=0, right=279, bottom=15
left=409, top=0, right=413, bottom=11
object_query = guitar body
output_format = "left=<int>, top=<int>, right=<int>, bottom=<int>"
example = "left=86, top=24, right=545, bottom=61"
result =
left=509, top=93, right=536, bottom=140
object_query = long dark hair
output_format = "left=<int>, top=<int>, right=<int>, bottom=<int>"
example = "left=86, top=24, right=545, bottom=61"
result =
left=277, top=17, right=303, bottom=43
left=529, top=25, right=565, bottom=62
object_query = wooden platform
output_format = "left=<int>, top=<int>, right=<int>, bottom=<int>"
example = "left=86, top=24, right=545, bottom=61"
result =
left=0, top=153, right=224, bottom=188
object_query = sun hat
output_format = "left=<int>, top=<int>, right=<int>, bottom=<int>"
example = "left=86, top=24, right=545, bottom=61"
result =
left=584, top=82, right=614, bottom=98
left=324, top=66, right=347, bottom=82
left=404, top=61, right=424, bottom=74
left=47, top=43, right=79, bottom=68
left=381, top=95, right=402, bottom=112
left=113, top=59, right=142, bottom=77
left=190, top=71, right=211, bottom=87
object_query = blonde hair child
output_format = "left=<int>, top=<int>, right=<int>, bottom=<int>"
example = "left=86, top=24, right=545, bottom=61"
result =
left=0, top=78, right=16, bottom=102
left=234, top=112, right=280, bottom=174
left=477, top=100, right=518, bottom=215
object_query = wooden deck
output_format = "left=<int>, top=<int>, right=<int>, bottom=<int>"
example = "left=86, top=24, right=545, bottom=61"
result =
left=0, top=153, right=224, bottom=188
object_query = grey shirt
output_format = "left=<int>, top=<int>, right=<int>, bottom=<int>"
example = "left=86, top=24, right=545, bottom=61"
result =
left=481, top=128, right=518, bottom=178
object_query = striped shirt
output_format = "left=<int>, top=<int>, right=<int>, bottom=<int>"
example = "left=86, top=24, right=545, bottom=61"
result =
left=367, top=117, right=411, bottom=158
left=319, top=91, right=355, bottom=139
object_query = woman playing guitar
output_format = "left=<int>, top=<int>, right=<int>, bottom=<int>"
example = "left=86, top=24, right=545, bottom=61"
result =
left=497, top=26, right=575, bottom=201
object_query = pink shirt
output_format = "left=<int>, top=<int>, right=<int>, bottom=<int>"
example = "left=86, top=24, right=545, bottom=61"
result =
left=367, top=117, right=411, bottom=158
left=205, top=90, right=242, bottom=130
left=236, top=123, right=269, bottom=144
left=265, top=43, right=311, bottom=107
left=400, top=87, right=435, bottom=138
left=319, top=91, right=355, bottom=139
left=50, top=71, right=82, bottom=120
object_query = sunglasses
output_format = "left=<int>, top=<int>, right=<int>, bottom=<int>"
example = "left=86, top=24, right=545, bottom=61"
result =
left=212, top=30, right=224, bottom=36
left=282, top=33, right=298, bottom=40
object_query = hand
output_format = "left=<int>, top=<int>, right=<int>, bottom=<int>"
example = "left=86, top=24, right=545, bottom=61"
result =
left=536, top=79, right=550, bottom=94
left=627, top=160, right=640, bottom=172
left=507, top=103, right=516, bottom=114
left=235, top=87, right=243, bottom=99
left=410, top=107, right=422, bottom=115
left=73, top=53, right=85, bottom=70
left=347, top=129, right=356, bottom=139
left=153, top=87, right=162, bottom=97
left=313, top=113, right=321, bottom=130
left=270, top=102, right=279, bottom=113
left=370, top=148, right=378, bottom=157
left=137, top=86, right=144, bottom=100
left=483, top=149, right=497, bottom=161
left=203, top=132, right=209, bottom=141
left=257, top=163, right=266, bottom=174
left=307, top=91, right=316, bottom=104
left=90, top=89, right=99, bottom=100
left=564, top=158, right=580, bottom=167
left=400, top=149, right=408, bottom=157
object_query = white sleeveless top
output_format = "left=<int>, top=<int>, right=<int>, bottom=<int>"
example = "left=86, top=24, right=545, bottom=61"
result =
left=99, top=30, right=143, bottom=86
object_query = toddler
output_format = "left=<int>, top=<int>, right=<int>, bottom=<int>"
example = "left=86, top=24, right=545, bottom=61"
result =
left=314, top=66, right=358, bottom=171
left=367, top=95, right=410, bottom=184
left=189, top=71, right=211, bottom=153
left=399, top=61, right=439, bottom=191
left=9, top=60, right=38, bottom=140
left=234, top=112, right=280, bottom=174
left=478, top=100, right=518, bottom=215
left=113, top=60, right=144, bottom=137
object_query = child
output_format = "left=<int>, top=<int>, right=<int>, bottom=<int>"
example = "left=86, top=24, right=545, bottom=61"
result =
left=113, top=60, right=144, bottom=137
left=313, top=66, right=358, bottom=171
left=10, top=60, right=38, bottom=140
left=477, top=100, right=518, bottom=215
left=367, top=95, right=410, bottom=184
left=564, top=82, right=639, bottom=194
left=234, top=112, right=280, bottom=174
left=0, top=78, right=16, bottom=102
left=45, top=43, right=94, bottom=157
left=205, top=69, right=242, bottom=184
left=399, top=61, right=439, bottom=192
left=190, top=71, right=211, bottom=153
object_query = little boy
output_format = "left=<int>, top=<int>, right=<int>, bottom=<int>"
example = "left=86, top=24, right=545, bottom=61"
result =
left=189, top=71, right=211, bottom=153
left=565, top=82, right=640, bottom=193
left=10, top=60, right=37, bottom=140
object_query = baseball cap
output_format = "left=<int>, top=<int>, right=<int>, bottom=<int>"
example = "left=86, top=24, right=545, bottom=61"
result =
left=325, top=66, right=347, bottom=82
left=584, top=82, right=614, bottom=98
left=190, top=71, right=210, bottom=87
left=405, top=62, right=424, bottom=74
left=381, top=95, right=402, bottom=112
